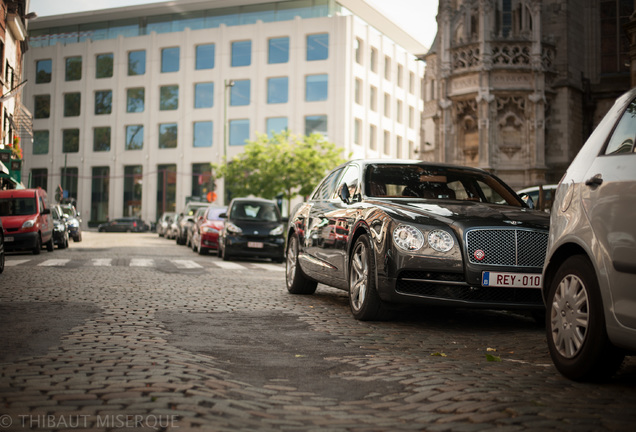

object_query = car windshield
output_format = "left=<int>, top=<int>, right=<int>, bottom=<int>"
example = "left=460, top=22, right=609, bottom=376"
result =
left=231, top=202, right=279, bottom=222
left=206, top=208, right=226, bottom=221
left=365, top=164, right=523, bottom=206
left=0, top=198, right=37, bottom=216
left=60, top=206, right=75, bottom=217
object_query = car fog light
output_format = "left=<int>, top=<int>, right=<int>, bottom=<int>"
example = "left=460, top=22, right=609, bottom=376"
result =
left=428, top=230, right=454, bottom=252
left=393, top=224, right=425, bottom=251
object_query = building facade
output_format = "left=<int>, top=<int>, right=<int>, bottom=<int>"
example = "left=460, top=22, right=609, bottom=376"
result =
left=22, top=0, right=425, bottom=225
left=1, top=0, right=33, bottom=189
left=422, top=0, right=635, bottom=190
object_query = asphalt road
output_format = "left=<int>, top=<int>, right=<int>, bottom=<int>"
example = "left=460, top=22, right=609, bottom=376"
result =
left=0, top=231, right=635, bottom=431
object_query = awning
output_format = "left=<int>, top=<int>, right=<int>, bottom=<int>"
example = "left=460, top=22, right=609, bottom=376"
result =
left=0, top=161, right=9, bottom=175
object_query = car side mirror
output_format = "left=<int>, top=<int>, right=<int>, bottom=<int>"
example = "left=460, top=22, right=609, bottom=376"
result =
left=219, top=212, right=227, bottom=219
left=41, top=208, right=51, bottom=215
left=519, top=193, right=535, bottom=209
left=339, top=183, right=351, bottom=204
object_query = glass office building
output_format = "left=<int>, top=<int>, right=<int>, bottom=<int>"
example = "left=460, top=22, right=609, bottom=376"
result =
left=24, top=0, right=424, bottom=224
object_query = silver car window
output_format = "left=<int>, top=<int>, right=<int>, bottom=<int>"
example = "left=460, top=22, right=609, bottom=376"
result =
left=603, top=97, right=636, bottom=155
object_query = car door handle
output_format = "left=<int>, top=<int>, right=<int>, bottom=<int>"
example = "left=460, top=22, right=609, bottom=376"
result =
left=585, top=174, right=603, bottom=187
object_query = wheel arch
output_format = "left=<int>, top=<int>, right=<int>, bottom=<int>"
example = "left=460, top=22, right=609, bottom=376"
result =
left=543, top=242, right=590, bottom=302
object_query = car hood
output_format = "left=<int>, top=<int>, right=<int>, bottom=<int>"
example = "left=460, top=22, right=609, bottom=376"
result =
left=369, top=199, right=549, bottom=231
left=1, top=214, right=36, bottom=230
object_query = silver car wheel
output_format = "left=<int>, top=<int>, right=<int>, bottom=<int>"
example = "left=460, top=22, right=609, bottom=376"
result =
left=286, top=236, right=298, bottom=287
left=349, top=241, right=368, bottom=312
left=550, top=273, right=589, bottom=359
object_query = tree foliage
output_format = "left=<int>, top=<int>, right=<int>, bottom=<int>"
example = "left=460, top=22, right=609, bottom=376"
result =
left=215, top=131, right=347, bottom=214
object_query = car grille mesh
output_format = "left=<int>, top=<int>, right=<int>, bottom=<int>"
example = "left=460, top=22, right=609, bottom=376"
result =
left=465, top=228, right=548, bottom=268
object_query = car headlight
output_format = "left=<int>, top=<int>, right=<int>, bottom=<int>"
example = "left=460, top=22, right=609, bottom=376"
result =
left=270, top=224, right=284, bottom=236
left=202, top=227, right=219, bottom=233
left=226, top=222, right=242, bottom=234
left=68, top=219, right=79, bottom=227
left=22, top=219, right=36, bottom=229
left=428, top=230, right=454, bottom=252
left=393, top=224, right=425, bottom=251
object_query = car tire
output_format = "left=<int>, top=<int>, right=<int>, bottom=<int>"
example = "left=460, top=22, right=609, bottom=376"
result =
left=198, top=245, right=208, bottom=255
left=0, top=247, right=4, bottom=274
left=75, top=233, right=82, bottom=242
left=286, top=234, right=317, bottom=294
left=546, top=255, right=625, bottom=381
left=348, top=235, right=392, bottom=321
left=46, top=237, right=54, bottom=252
left=32, top=236, right=41, bottom=255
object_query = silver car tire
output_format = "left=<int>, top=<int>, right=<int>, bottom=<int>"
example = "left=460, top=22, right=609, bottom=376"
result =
left=285, top=234, right=317, bottom=294
left=546, top=255, right=625, bottom=381
left=348, top=235, right=391, bottom=321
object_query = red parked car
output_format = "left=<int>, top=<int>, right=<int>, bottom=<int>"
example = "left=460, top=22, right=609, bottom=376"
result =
left=191, top=205, right=226, bottom=255
left=0, top=187, right=54, bottom=254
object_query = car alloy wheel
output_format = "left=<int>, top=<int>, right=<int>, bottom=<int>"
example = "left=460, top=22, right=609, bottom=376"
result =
left=348, top=235, right=391, bottom=321
left=285, top=234, right=316, bottom=294
left=546, top=255, right=625, bottom=381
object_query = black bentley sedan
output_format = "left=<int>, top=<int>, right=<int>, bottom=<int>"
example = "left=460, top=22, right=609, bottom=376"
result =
left=285, top=160, right=550, bottom=321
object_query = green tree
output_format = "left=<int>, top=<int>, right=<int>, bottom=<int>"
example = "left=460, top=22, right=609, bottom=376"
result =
left=216, top=131, right=347, bottom=214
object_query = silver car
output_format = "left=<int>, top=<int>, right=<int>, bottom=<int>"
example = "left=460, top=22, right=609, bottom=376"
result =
left=542, top=87, right=636, bottom=381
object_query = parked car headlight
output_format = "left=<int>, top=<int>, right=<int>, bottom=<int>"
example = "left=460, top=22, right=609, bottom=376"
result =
left=22, top=219, right=36, bottom=229
left=202, top=227, right=219, bottom=233
left=68, top=219, right=79, bottom=228
left=269, top=224, right=284, bottom=236
left=393, top=224, right=425, bottom=251
left=226, top=222, right=242, bottom=234
left=54, top=222, right=65, bottom=231
left=427, top=230, right=454, bottom=252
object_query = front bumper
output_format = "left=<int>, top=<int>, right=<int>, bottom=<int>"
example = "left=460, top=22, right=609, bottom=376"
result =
left=3, top=231, right=39, bottom=252
left=225, top=234, right=285, bottom=260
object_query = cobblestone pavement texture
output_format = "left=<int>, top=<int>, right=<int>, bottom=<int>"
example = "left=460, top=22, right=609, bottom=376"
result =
left=0, top=232, right=635, bottom=432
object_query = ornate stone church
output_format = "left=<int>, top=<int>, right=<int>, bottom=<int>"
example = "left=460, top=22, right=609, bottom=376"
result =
left=421, top=0, right=636, bottom=189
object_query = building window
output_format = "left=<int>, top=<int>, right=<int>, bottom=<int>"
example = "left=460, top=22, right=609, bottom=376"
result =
left=161, top=47, right=180, bottom=73
left=354, top=118, right=361, bottom=145
left=194, top=82, right=214, bottom=108
left=62, top=129, right=80, bottom=153
left=192, top=163, right=213, bottom=201
left=159, top=85, right=179, bottom=110
left=370, top=86, right=377, bottom=111
left=61, top=167, right=78, bottom=201
left=230, top=80, right=250, bottom=106
left=600, top=0, right=633, bottom=73
left=34, top=95, right=50, bottom=119
left=128, top=50, right=146, bottom=76
left=124, top=165, right=143, bottom=217
left=93, top=127, right=111, bottom=152
left=159, top=123, right=178, bottom=148
left=384, top=93, right=390, bottom=117
left=397, top=100, right=403, bottom=123
left=355, top=38, right=363, bottom=64
left=33, top=130, right=49, bottom=154
left=64, top=93, right=81, bottom=117
left=229, top=119, right=250, bottom=146
left=369, top=124, right=377, bottom=150
left=267, top=77, right=288, bottom=104
left=126, top=125, right=144, bottom=150
left=266, top=117, right=288, bottom=138
left=384, top=56, right=391, bottom=80
left=409, top=140, right=415, bottom=158
left=397, top=64, right=404, bottom=87
left=370, top=47, right=377, bottom=72
left=156, top=164, right=176, bottom=219
left=127, top=88, right=145, bottom=113
left=355, top=78, right=362, bottom=105
left=193, top=121, right=213, bottom=147
left=305, top=74, right=328, bottom=101
left=65, top=56, right=82, bottom=81
left=31, top=168, right=47, bottom=190
left=95, top=90, right=112, bottom=115
left=305, top=115, right=327, bottom=137
left=36, top=59, right=52, bottom=83
left=397, top=136, right=403, bottom=158
left=307, top=33, right=328, bottom=61
left=231, top=41, right=252, bottom=67
left=268, top=37, right=289, bottom=64
left=383, top=130, right=390, bottom=155
left=409, top=72, right=415, bottom=94
left=96, top=53, right=113, bottom=78
left=409, top=106, right=414, bottom=128
left=196, top=44, right=215, bottom=70
left=91, top=166, right=110, bottom=223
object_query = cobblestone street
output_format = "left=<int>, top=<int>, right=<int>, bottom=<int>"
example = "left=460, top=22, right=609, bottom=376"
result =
left=1, top=232, right=635, bottom=431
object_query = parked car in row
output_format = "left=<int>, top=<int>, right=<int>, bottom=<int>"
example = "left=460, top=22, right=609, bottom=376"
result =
left=0, top=218, right=4, bottom=274
left=97, top=217, right=149, bottom=232
left=58, top=203, right=82, bottom=242
left=285, top=159, right=550, bottom=321
left=542, top=87, right=636, bottom=382
left=157, top=212, right=177, bottom=237
left=0, top=187, right=54, bottom=254
left=191, top=205, right=226, bottom=255
left=219, top=198, right=285, bottom=262
left=175, top=202, right=210, bottom=245
left=51, top=205, right=69, bottom=249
